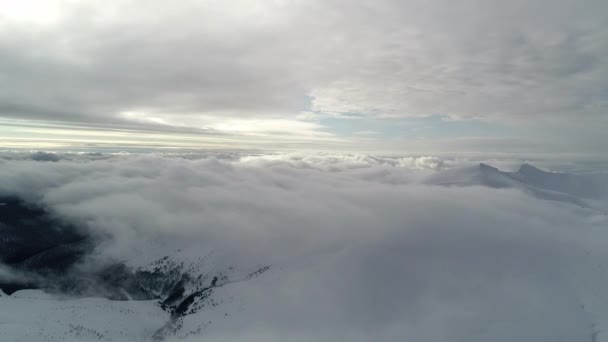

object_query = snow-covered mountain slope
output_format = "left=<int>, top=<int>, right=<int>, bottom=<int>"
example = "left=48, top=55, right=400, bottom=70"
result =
left=514, top=163, right=608, bottom=200
left=0, top=197, right=270, bottom=340
left=0, top=243, right=270, bottom=341
left=426, top=163, right=608, bottom=210
left=0, top=290, right=167, bottom=341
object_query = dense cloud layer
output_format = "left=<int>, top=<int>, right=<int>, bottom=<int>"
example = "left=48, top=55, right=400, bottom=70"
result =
left=0, top=152, right=607, bottom=341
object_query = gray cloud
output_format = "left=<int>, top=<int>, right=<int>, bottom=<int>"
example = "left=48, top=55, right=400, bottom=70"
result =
left=0, top=0, right=606, bottom=152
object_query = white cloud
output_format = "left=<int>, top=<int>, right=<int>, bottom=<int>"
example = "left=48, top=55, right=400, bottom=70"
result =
left=0, top=152, right=607, bottom=340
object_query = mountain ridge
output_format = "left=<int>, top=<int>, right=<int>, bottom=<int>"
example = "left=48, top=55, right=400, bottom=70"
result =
left=427, top=163, right=608, bottom=210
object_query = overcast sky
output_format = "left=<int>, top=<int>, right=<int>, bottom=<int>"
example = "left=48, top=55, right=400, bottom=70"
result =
left=0, top=0, right=606, bottom=153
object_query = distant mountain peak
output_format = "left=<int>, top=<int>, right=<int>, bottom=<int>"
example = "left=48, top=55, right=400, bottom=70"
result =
left=518, top=163, right=544, bottom=174
left=479, top=163, right=500, bottom=173
left=427, top=161, right=608, bottom=207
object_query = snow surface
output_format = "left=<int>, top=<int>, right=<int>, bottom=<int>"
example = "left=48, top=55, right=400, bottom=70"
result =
left=0, top=290, right=167, bottom=341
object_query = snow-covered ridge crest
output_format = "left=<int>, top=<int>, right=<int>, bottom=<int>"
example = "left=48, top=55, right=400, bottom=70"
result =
left=426, top=162, right=608, bottom=210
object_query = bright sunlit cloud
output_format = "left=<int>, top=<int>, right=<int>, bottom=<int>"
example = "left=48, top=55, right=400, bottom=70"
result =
left=0, top=0, right=65, bottom=24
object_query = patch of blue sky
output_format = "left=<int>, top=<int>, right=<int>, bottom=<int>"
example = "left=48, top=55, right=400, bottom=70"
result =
left=318, top=114, right=518, bottom=139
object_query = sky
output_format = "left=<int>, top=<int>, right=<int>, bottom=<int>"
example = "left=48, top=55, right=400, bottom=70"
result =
left=0, top=0, right=607, bottom=154
left=1, top=3, right=608, bottom=339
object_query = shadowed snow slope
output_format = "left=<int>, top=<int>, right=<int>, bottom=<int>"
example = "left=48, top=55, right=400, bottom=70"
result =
left=427, top=163, right=608, bottom=210
left=514, top=163, right=608, bottom=200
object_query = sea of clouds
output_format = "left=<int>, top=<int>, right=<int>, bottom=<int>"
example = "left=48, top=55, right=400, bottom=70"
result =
left=1, top=151, right=607, bottom=341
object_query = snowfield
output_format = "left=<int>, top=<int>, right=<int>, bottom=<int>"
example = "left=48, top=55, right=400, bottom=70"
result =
left=0, top=290, right=166, bottom=341
left=0, top=152, right=607, bottom=341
